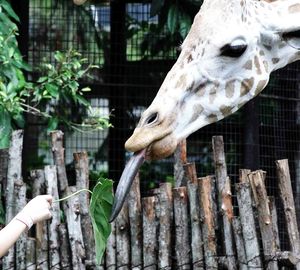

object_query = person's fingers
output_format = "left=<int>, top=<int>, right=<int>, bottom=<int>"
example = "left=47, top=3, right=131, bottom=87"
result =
left=41, top=194, right=53, bottom=205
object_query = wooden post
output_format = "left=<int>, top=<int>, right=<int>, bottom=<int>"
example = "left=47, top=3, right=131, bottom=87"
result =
left=185, top=163, right=204, bottom=270
left=15, top=180, right=27, bottom=270
left=232, top=217, right=247, bottom=270
left=106, top=221, right=116, bottom=270
left=174, top=140, right=187, bottom=187
left=116, top=202, right=130, bottom=270
left=58, top=223, right=71, bottom=269
left=128, top=174, right=142, bottom=270
left=45, top=165, right=61, bottom=269
left=51, top=131, right=68, bottom=194
left=26, top=238, right=36, bottom=270
left=3, top=130, right=23, bottom=270
left=157, top=183, right=173, bottom=270
left=276, top=159, right=300, bottom=270
left=73, top=152, right=96, bottom=268
left=63, top=186, right=86, bottom=270
left=174, top=187, right=191, bottom=269
left=0, top=148, right=8, bottom=199
left=269, top=197, right=280, bottom=251
left=199, top=176, right=218, bottom=269
left=212, top=136, right=236, bottom=270
left=30, top=169, right=49, bottom=270
left=236, top=181, right=262, bottom=269
left=142, top=196, right=157, bottom=270
left=249, top=170, right=278, bottom=269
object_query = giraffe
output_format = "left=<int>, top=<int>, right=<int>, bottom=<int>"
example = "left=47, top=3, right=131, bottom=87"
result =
left=110, top=0, right=300, bottom=221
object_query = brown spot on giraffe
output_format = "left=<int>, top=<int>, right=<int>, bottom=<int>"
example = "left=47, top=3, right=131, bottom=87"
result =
left=259, top=50, right=265, bottom=56
left=175, top=74, right=187, bottom=89
left=272, top=58, right=280, bottom=64
left=190, top=104, right=204, bottom=122
left=207, top=114, right=218, bottom=124
left=209, top=85, right=217, bottom=104
left=263, top=44, right=272, bottom=51
left=225, top=81, right=235, bottom=98
left=254, top=55, right=262, bottom=75
left=220, top=105, right=233, bottom=117
left=241, top=77, right=255, bottom=97
left=255, top=80, right=268, bottom=96
left=243, top=60, right=253, bottom=70
left=289, top=4, right=300, bottom=13
left=263, top=60, right=269, bottom=72
left=187, top=54, right=193, bottom=63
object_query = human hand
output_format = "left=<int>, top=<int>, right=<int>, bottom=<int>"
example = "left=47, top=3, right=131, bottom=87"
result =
left=15, top=195, right=53, bottom=229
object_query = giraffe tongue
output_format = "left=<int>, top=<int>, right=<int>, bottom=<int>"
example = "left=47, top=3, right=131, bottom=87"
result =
left=109, top=149, right=146, bottom=222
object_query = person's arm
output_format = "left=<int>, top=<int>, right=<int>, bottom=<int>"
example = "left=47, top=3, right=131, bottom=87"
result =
left=0, top=195, right=53, bottom=257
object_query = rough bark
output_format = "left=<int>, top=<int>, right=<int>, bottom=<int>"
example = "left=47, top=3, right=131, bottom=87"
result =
left=30, top=169, right=49, bottom=270
left=45, top=165, right=61, bottom=269
left=26, top=238, right=36, bottom=270
left=173, top=187, right=191, bottom=269
left=0, top=148, right=8, bottom=198
left=58, top=223, right=72, bottom=269
left=142, top=196, right=157, bottom=270
left=128, top=174, right=142, bottom=270
left=157, top=182, right=173, bottom=270
left=116, top=202, right=130, bottom=270
left=269, top=196, right=280, bottom=251
left=232, top=217, right=247, bottom=270
left=74, top=152, right=96, bottom=268
left=276, top=159, right=300, bottom=270
left=212, top=136, right=236, bottom=270
left=249, top=170, right=278, bottom=269
left=15, top=180, right=27, bottom=270
left=51, top=131, right=68, bottom=194
left=106, top=221, right=116, bottom=270
left=185, top=163, right=204, bottom=270
left=63, top=186, right=86, bottom=270
left=174, top=139, right=187, bottom=187
left=199, top=176, right=218, bottom=269
left=3, top=130, right=24, bottom=270
left=236, top=182, right=262, bottom=269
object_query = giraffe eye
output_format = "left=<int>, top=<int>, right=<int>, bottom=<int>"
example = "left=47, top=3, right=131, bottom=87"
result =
left=220, top=44, right=248, bottom=58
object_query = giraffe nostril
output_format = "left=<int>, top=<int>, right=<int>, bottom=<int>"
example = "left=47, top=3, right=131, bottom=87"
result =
left=145, top=112, right=159, bottom=125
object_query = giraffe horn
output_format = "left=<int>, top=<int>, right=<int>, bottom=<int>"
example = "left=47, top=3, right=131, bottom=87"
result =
left=109, top=149, right=146, bottom=222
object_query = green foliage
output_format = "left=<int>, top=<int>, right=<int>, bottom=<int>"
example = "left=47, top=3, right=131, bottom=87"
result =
left=89, top=178, right=113, bottom=264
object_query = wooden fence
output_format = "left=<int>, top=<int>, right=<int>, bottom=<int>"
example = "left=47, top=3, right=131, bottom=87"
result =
left=0, top=130, right=300, bottom=269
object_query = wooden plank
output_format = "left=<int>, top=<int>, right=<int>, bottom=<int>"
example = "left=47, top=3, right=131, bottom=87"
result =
left=157, top=183, right=173, bottom=270
left=249, top=170, right=278, bottom=269
left=3, top=130, right=24, bottom=270
left=173, top=187, right=191, bottom=269
left=128, top=174, right=142, bottom=270
left=116, top=202, right=130, bottom=270
left=142, top=196, right=157, bottom=270
left=232, top=217, right=247, bottom=270
left=185, top=163, right=204, bottom=270
left=276, top=159, right=300, bottom=270
left=45, top=165, right=61, bottom=269
left=31, top=169, right=49, bottom=270
left=236, top=182, right=262, bottom=269
left=268, top=197, right=280, bottom=251
left=199, top=176, right=218, bottom=269
left=174, top=140, right=187, bottom=187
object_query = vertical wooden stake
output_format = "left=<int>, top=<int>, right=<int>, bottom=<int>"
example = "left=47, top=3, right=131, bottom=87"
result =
left=232, top=217, right=247, bottom=270
left=174, top=140, right=187, bottom=187
left=106, top=221, right=116, bottom=270
left=26, top=238, right=36, bottom=270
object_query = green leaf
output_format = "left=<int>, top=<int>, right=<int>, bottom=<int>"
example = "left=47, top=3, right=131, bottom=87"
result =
left=45, top=83, right=59, bottom=98
left=76, top=95, right=90, bottom=107
left=179, top=11, right=192, bottom=39
left=89, top=178, right=113, bottom=264
left=0, top=108, right=12, bottom=149
left=1, top=1, right=20, bottom=22
left=167, top=4, right=180, bottom=34
left=47, top=117, right=59, bottom=132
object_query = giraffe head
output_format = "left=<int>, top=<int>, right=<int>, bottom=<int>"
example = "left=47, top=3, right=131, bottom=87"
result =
left=110, top=0, right=300, bottom=221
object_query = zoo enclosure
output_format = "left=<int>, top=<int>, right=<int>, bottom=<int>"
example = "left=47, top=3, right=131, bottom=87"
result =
left=9, top=0, right=300, bottom=246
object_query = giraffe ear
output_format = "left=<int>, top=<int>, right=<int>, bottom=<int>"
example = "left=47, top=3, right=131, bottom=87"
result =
left=282, top=29, right=300, bottom=49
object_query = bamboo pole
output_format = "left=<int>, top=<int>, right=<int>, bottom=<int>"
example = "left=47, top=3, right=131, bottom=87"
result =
left=15, top=180, right=27, bottom=270
left=116, top=202, right=130, bottom=270
left=157, top=182, right=173, bottom=270
left=185, top=163, right=204, bottom=270
left=45, top=165, right=61, bottom=269
left=26, top=238, right=36, bottom=270
left=199, top=176, right=218, bottom=269
left=51, top=131, right=68, bottom=194
left=232, top=217, right=247, bottom=270
left=63, top=186, right=86, bottom=270
left=173, top=187, right=191, bottom=269
left=128, top=174, right=142, bottom=270
left=212, top=136, right=236, bottom=270
left=3, top=130, right=23, bottom=270
left=30, top=169, right=49, bottom=270
left=106, top=221, right=116, bottom=270
left=276, top=159, right=300, bottom=270
left=73, top=152, right=96, bottom=268
left=142, top=196, right=157, bottom=270
left=174, top=140, right=187, bottom=187
left=236, top=181, right=262, bottom=269
left=249, top=170, right=278, bottom=269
